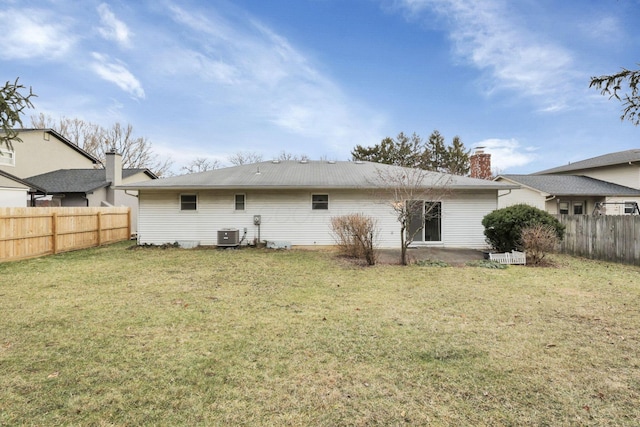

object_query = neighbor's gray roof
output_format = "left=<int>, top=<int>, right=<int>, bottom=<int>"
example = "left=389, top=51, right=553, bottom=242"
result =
left=119, top=160, right=518, bottom=190
left=0, top=169, right=46, bottom=192
left=27, top=169, right=154, bottom=193
left=535, top=149, right=640, bottom=174
left=498, top=174, right=640, bottom=196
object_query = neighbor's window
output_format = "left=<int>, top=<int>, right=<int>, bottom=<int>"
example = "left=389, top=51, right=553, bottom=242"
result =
left=573, top=202, right=583, bottom=215
left=235, top=194, right=245, bottom=211
left=625, top=202, right=636, bottom=214
left=0, top=147, right=15, bottom=166
left=312, top=194, right=329, bottom=210
left=180, top=194, right=197, bottom=211
left=559, top=202, right=569, bottom=215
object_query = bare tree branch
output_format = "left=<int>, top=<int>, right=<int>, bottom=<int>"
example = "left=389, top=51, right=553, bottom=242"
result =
left=30, top=114, right=173, bottom=176
left=590, top=66, right=640, bottom=125
left=180, top=157, right=220, bottom=174
left=228, top=151, right=264, bottom=166
left=1, top=78, right=36, bottom=149
left=372, top=166, right=453, bottom=265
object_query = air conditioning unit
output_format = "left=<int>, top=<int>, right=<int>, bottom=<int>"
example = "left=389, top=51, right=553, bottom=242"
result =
left=217, top=228, right=240, bottom=247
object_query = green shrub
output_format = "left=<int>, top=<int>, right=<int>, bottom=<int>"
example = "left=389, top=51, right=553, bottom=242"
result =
left=482, top=204, right=564, bottom=252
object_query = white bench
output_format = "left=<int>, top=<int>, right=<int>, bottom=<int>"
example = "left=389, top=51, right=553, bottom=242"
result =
left=489, top=250, right=526, bottom=265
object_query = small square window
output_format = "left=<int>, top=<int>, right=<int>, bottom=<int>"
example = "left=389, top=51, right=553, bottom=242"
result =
left=0, top=148, right=15, bottom=166
left=559, top=202, right=569, bottom=215
left=180, top=194, right=197, bottom=211
left=312, top=194, right=329, bottom=210
left=573, top=203, right=583, bottom=215
left=625, top=202, right=636, bottom=214
left=235, top=194, right=245, bottom=211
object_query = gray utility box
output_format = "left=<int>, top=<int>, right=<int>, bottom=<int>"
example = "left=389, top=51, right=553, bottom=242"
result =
left=217, top=229, right=240, bottom=247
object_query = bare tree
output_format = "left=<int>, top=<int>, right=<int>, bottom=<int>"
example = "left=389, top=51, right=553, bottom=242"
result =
left=276, top=150, right=310, bottom=161
left=180, top=157, right=220, bottom=174
left=373, top=166, right=452, bottom=265
left=31, top=114, right=172, bottom=176
left=1, top=78, right=36, bottom=149
left=228, top=151, right=264, bottom=166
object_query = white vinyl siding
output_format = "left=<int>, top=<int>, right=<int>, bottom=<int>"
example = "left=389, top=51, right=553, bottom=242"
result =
left=137, top=189, right=497, bottom=249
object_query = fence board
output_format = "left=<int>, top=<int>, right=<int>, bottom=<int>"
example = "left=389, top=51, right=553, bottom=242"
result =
left=557, top=215, right=640, bottom=265
left=0, top=207, right=130, bottom=262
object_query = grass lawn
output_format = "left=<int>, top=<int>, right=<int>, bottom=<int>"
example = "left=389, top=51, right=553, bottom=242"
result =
left=1, top=242, right=639, bottom=426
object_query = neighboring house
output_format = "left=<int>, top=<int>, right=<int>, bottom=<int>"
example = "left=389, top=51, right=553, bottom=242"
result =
left=26, top=151, right=157, bottom=233
left=495, top=174, right=640, bottom=215
left=534, top=149, right=640, bottom=188
left=0, top=129, right=157, bottom=233
left=120, top=160, right=517, bottom=249
left=495, top=149, right=640, bottom=215
left=0, top=170, right=45, bottom=208
left=0, top=129, right=100, bottom=177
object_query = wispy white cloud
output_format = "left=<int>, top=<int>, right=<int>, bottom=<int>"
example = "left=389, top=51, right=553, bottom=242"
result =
left=394, top=0, right=578, bottom=110
left=0, top=8, right=75, bottom=60
left=474, top=138, right=537, bottom=172
left=97, top=3, right=132, bottom=48
left=579, top=15, right=622, bottom=45
left=90, top=53, right=145, bottom=99
left=159, top=3, right=383, bottom=151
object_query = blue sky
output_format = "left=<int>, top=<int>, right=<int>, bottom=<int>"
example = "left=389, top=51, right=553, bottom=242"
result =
left=1, top=0, right=639, bottom=174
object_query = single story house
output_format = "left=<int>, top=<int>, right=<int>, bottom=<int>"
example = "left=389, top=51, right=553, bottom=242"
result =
left=120, top=160, right=517, bottom=249
left=495, top=174, right=640, bottom=215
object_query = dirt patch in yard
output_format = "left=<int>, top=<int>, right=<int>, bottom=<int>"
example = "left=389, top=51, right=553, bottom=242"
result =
left=376, top=247, right=486, bottom=266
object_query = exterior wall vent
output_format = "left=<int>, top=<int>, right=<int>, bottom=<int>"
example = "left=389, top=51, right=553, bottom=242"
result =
left=217, top=228, right=240, bottom=247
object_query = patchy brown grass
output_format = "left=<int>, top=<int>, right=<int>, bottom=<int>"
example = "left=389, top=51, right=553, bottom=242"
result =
left=1, top=242, right=639, bottom=426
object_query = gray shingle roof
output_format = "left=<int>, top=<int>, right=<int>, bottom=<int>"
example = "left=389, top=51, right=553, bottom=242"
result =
left=535, top=149, right=640, bottom=174
left=499, top=174, right=640, bottom=196
left=27, top=169, right=152, bottom=193
left=120, top=161, right=517, bottom=190
left=0, top=169, right=46, bottom=192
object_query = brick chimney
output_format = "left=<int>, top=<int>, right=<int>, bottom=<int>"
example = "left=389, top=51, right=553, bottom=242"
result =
left=470, top=147, right=492, bottom=180
left=105, top=149, right=122, bottom=205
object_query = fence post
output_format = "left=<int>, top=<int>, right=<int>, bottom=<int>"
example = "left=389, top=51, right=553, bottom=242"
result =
left=97, top=211, right=102, bottom=246
left=127, top=208, right=131, bottom=240
left=51, top=212, right=58, bottom=255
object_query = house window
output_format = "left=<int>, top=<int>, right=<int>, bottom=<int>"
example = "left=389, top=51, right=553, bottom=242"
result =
left=573, top=202, right=583, bottom=215
left=407, top=200, right=442, bottom=242
left=625, top=202, right=637, bottom=214
left=180, top=194, right=197, bottom=211
left=559, top=202, right=569, bottom=215
left=312, top=194, right=329, bottom=210
left=235, top=194, right=245, bottom=211
left=0, top=147, right=15, bottom=166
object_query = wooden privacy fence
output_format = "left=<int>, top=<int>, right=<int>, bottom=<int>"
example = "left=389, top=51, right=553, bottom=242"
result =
left=0, top=207, right=131, bottom=262
left=557, top=214, right=640, bottom=265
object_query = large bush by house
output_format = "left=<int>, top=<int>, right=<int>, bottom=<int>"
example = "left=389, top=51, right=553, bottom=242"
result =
left=482, top=204, right=565, bottom=252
